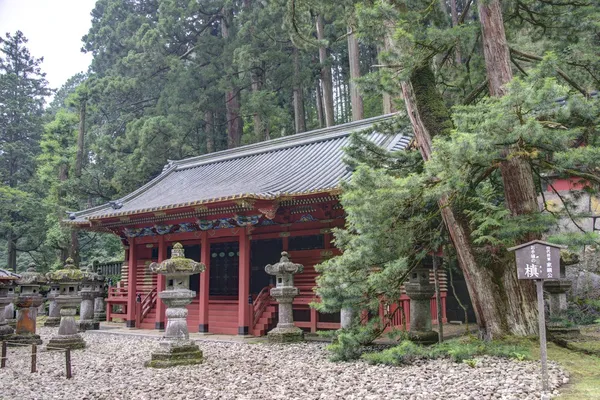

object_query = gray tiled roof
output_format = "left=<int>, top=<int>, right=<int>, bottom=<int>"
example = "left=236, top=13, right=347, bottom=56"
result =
left=69, top=114, right=410, bottom=223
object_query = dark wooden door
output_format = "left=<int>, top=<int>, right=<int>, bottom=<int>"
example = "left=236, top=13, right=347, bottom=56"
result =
left=250, top=238, right=283, bottom=295
left=209, top=242, right=239, bottom=296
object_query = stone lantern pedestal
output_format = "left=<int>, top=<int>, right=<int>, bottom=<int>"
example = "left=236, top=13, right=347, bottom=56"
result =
left=44, top=284, right=61, bottom=327
left=545, top=280, right=572, bottom=317
left=92, top=267, right=106, bottom=329
left=10, top=265, right=46, bottom=345
left=265, top=252, right=304, bottom=343
left=78, top=266, right=101, bottom=332
left=405, top=266, right=439, bottom=345
left=145, top=243, right=205, bottom=368
left=46, top=259, right=86, bottom=350
left=0, top=269, right=19, bottom=341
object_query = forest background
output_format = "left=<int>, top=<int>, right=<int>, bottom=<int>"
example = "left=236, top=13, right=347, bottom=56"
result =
left=1, top=0, right=599, bottom=338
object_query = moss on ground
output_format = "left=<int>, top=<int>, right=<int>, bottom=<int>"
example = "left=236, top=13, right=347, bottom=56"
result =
left=538, top=342, right=600, bottom=399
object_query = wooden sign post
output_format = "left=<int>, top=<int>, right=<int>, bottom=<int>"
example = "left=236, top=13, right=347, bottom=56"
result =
left=508, top=240, right=566, bottom=394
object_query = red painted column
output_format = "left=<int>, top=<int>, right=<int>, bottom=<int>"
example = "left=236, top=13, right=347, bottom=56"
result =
left=155, top=236, right=167, bottom=330
left=199, top=231, right=210, bottom=333
left=126, top=238, right=138, bottom=328
left=238, top=228, right=250, bottom=335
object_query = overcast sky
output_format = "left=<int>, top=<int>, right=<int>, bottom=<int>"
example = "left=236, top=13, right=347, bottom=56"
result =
left=0, top=0, right=97, bottom=92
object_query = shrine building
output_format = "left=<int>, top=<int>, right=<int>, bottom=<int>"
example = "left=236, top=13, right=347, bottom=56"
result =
left=66, top=114, right=448, bottom=336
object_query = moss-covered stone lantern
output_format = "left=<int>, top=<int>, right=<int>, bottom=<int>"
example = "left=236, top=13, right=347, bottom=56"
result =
left=78, top=265, right=102, bottom=332
left=404, top=264, right=439, bottom=345
left=0, top=268, right=20, bottom=341
left=46, top=258, right=86, bottom=349
left=145, top=243, right=205, bottom=368
left=11, top=264, right=46, bottom=345
left=265, top=252, right=304, bottom=343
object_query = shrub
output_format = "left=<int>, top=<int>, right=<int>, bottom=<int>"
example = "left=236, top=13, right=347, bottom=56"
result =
left=362, top=338, right=530, bottom=365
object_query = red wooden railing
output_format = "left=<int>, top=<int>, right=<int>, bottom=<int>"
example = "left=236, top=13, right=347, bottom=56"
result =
left=136, top=288, right=157, bottom=327
left=107, top=285, right=128, bottom=300
left=252, top=285, right=273, bottom=329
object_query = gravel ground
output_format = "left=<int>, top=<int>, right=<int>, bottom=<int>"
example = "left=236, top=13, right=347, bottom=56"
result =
left=0, top=327, right=567, bottom=400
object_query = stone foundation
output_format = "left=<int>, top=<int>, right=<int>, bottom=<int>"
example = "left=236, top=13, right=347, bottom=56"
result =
left=47, top=334, right=86, bottom=350
left=267, top=326, right=304, bottom=343
left=408, top=330, right=439, bottom=345
left=145, top=342, right=203, bottom=368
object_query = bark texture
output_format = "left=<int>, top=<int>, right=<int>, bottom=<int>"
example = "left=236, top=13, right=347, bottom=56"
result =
left=478, top=0, right=539, bottom=335
left=401, top=66, right=538, bottom=338
left=347, top=26, right=364, bottom=121
left=316, top=15, right=334, bottom=127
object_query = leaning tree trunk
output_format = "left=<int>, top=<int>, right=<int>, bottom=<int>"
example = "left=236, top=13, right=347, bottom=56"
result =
left=7, top=232, right=17, bottom=272
left=401, top=66, right=538, bottom=338
left=316, top=15, right=334, bottom=127
left=347, top=24, right=364, bottom=121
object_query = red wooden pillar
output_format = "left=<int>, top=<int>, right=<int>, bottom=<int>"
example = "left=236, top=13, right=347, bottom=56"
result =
left=155, top=236, right=167, bottom=330
left=238, top=228, right=250, bottom=335
left=126, top=238, right=138, bottom=328
left=198, top=232, right=210, bottom=333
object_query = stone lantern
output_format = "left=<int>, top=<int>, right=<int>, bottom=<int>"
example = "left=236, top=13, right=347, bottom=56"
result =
left=265, top=252, right=304, bottom=342
left=11, top=264, right=46, bottom=345
left=44, top=281, right=61, bottom=327
left=145, top=243, right=205, bottom=368
left=404, top=265, right=439, bottom=345
left=0, top=268, right=20, bottom=341
left=92, top=264, right=106, bottom=329
left=78, top=265, right=101, bottom=332
left=46, top=258, right=86, bottom=349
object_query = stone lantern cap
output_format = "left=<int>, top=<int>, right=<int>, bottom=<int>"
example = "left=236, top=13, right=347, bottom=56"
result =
left=0, top=268, right=20, bottom=286
left=148, top=243, right=205, bottom=277
left=16, top=264, right=47, bottom=286
left=47, top=258, right=86, bottom=283
left=265, top=252, right=304, bottom=276
left=80, top=264, right=104, bottom=283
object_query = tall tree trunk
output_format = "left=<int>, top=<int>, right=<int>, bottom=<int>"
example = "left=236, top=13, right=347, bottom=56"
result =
left=293, top=47, right=306, bottom=134
left=222, top=10, right=242, bottom=148
left=401, top=65, right=538, bottom=338
left=251, top=67, right=267, bottom=140
left=450, top=0, right=462, bottom=63
left=70, top=96, right=86, bottom=266
left=380, top=28, right=397, bottom=114
left=226, top=90, right=242, bottom=148
left=75, top=98, right=86, bottom=178
left=477, top=0, right=539, bottom=334
left=7, top=232, right=17, bottom=272
left=58, top=163, right=69, bottom=264
left=316, top=15, right=334, bottom=127
left=205, top=110, right=215, bottom=153
left=315, top=80, right=324, bottom=128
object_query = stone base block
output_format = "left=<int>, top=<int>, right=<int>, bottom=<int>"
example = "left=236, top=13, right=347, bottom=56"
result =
left=7, top=319, right=16, bottom=328
left=92, top=321, right=100, bottom=330
left=408, top=330, right=439, bottom=345
left=267, top=326, right=304, bottom=343
left=8, top=333, right=43, bottom=346
left=548, top=324, right=581, bottom=338
left=47, top=334, right=86, bottom=350
left=145, top=344, right=203, bottom=368
left=94, top=313, right=106, bottom=323
left=78, top=320, right=95, bottom=332
left=44, top=317, right=61, bottom=327
left=0, top=325, right=14, bottom=341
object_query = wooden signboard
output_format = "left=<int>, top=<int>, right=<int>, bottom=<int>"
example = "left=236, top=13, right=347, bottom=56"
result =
left=509, top=241, right=563, bottom=280
left=508, top=240, right=567, bottom=395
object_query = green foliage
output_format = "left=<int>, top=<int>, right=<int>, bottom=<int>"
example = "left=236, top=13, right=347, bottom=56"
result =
left=362, top=338, right=531, bottom=365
